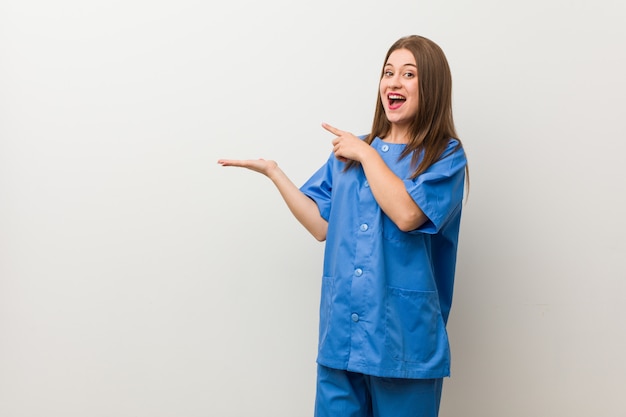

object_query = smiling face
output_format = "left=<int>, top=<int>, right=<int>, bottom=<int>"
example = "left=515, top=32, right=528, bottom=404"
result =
left=379, top=48, right=419, bottom=131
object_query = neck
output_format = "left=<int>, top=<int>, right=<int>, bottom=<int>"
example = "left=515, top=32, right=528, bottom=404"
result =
left=383, top=125, right=410, bottom=144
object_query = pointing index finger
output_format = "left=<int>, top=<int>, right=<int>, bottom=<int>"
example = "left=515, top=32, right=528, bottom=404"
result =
left=321, top=122, right=344, bottom=136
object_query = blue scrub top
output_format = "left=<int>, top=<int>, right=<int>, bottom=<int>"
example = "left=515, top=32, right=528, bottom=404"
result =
left=300, top=137, right=467, bottom=379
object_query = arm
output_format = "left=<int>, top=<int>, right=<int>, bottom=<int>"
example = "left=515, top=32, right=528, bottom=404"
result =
left=323, top=123, right=427, bottom=232
left=359, top=149, right=427, bottom=231
left=217, top=158, right=328, bottom=241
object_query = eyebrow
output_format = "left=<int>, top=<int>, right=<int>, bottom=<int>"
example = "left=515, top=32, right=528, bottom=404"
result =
left=384, top=63, right=417, bottom=68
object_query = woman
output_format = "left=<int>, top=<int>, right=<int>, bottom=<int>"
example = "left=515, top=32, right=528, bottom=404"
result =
left=219, top=35, right=468, bottom=417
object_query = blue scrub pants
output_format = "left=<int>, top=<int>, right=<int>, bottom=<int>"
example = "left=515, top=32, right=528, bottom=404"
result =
left=314, top=365, right=443, bottom=417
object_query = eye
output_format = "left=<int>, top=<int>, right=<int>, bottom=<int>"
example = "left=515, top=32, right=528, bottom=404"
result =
left=384, top=70, right=394, bottom=77
left=403, top=72, right=415, bottom=78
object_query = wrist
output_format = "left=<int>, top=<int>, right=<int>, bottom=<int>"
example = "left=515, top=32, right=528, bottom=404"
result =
left=359, top=144, right=377, bottom=164
left=266, top=163, right=283, bottom=182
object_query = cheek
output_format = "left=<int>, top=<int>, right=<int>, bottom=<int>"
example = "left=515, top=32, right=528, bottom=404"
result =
left=409, top=83, right=420, bottom=100
left=379, top=93, right=388, bottom=108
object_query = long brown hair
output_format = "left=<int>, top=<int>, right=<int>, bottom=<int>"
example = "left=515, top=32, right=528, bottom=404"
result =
left=347, top=35, right=468, bottom=182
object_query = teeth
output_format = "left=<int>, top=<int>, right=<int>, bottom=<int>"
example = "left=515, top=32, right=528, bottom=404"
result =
left=389, top=94, right=405, bottom=100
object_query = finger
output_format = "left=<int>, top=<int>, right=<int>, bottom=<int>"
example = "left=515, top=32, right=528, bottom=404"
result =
left=217, top=159, right=241, bottom=165
left=321, top=122, right=344, bottom=136
left=218, top=159, right=247, bottom=167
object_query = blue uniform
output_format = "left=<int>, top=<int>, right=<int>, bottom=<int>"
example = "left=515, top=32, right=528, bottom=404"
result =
left=300, top=137, right=467, bottom=380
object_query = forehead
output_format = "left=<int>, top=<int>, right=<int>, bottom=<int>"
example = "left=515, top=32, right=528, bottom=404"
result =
left=385, top=48, right=416, bottom=67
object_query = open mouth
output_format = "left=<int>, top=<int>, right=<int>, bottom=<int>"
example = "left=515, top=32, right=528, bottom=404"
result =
left=388, top=93, right=406, bottom=109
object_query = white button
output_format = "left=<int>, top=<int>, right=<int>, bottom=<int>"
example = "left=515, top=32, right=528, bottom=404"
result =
left=351, top=313, right=359, bottom=322
left=360, top=224, right=368, bottom=232
left=354, top=268, right=363, bottom=277
left=381, top=144, right=389, bottom=152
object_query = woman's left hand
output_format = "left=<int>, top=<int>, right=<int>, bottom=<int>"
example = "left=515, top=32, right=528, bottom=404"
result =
left=322, top=123, right=371, bottom=163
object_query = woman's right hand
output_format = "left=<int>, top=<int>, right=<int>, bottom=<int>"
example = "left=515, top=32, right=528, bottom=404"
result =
left=217, top=158, right=279, bottom=178
left=217, top=157, right=327, bottom=241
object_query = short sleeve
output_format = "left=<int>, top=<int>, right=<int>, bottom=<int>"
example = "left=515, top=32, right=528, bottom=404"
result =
left=404, top=140, right=467, bottom=234
left=299, top=154, right=334, bottom=221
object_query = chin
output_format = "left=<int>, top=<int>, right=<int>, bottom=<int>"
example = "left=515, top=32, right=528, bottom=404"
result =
left=385, top=115, right=403, bottom=124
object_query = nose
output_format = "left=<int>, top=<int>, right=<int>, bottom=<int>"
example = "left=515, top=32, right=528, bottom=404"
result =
left=388, top=74, right=401, bottom=89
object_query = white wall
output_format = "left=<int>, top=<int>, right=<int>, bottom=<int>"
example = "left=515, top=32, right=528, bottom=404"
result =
left=1, top=1, right=625, bottom=416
